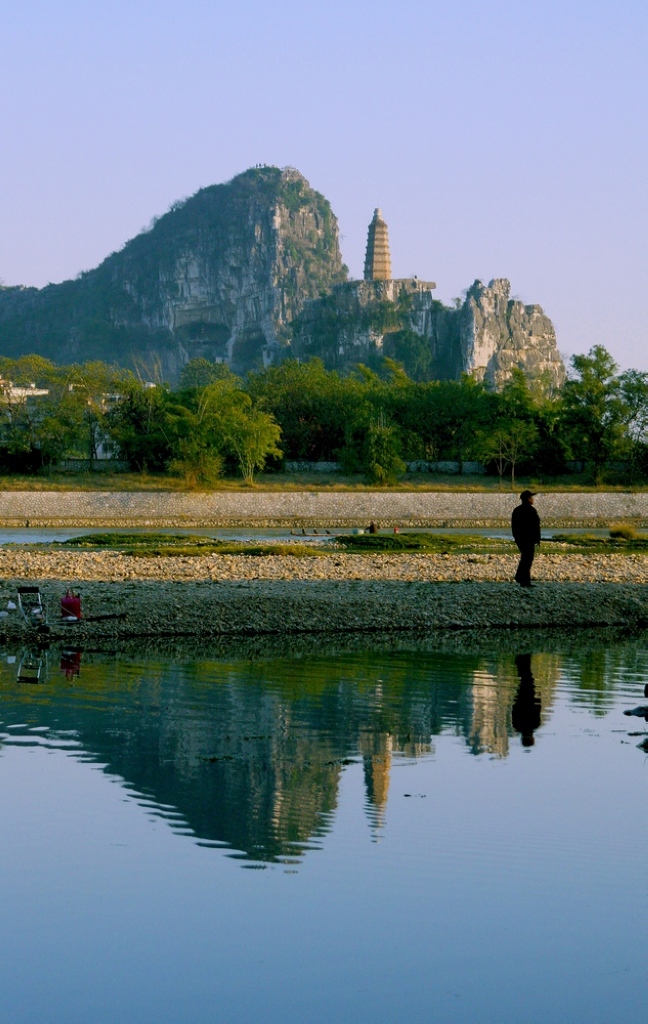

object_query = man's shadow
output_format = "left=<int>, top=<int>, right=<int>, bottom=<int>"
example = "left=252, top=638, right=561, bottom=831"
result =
left=512, top=653, right=542, bottom=747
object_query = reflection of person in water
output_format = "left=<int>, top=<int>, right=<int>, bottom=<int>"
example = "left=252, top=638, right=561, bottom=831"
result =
left=512, top=653, right=541, bottom=746
left=60, top=649, right=82, bottom=680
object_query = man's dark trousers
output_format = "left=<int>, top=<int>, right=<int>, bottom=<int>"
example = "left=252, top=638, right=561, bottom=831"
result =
left=515, top=543, right=535, bottom=587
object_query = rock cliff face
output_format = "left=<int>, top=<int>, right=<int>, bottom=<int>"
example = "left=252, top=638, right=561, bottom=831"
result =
left=457, top=279, right=564, bottom=387
left=0, top=167, right=346, bottom=379
left=292, top=278, right=437, bottom=370
left=293, top=277, right=565, bottom=387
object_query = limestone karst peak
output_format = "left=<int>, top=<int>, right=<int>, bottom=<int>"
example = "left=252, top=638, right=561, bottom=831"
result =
left=0, top=166, right=564, bottom=388
left=0, top=165, right=347, bottom=380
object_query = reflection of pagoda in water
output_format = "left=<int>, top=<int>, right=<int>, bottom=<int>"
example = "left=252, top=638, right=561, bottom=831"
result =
left=468, top=654, right=561, bottom=756
left=360, top=731, right=393, bottom=834
left=469, top=668, right=513, bottom=757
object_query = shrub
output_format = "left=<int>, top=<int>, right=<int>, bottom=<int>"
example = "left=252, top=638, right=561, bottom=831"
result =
left=609, top=522, right=638, bottom=540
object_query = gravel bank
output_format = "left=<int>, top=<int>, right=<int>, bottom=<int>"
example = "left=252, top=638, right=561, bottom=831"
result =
left=0, top=549, right=647, bottom=584
left=0, top=550, right=646, bottom=641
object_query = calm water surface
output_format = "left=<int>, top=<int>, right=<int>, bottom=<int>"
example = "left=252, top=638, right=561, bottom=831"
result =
left=0, top=525, right=608, bottom=544
left=0, top=634, right=647, bottom=1022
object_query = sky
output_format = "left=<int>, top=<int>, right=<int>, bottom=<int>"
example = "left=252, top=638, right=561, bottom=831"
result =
left=1, top=0, right=646, bottom=370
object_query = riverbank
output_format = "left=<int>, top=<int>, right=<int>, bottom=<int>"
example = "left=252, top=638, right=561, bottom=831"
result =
left=2, top=490, right=648, bottom=528
left=0, top=549, right=646, bottom=641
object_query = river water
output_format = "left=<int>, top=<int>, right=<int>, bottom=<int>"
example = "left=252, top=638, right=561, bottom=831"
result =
left=0, top=632, right=646, bottom=1022
left=0, top=526, right=615, bottom=544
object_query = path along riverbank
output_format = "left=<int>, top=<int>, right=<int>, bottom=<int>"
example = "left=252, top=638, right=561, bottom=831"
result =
left=1, top=549, right=647, bottom=642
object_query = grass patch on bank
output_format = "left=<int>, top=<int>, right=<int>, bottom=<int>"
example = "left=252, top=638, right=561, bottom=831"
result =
left=59, top=530, right=501, bottom=557
left=50, top=529, right=648, bottom=558
left=59, top=532, right=325, bottom=557
left=336, top=532, right=493, bottom=553
left=338, top=531, right=648, bottom=555
left=552, top=532, right=648, bottom=551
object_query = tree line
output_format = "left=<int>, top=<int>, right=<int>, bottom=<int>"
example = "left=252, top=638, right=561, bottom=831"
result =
left=0, top=346, right=647, bottom=485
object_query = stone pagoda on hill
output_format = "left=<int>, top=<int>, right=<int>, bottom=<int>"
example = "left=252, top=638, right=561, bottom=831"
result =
left=364, top=208, right=392, bottom=281
left=362, top=207, right=436, bottom=297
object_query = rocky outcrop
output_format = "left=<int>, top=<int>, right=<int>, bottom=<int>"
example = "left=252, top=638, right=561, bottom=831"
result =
left=293, top=276, right=565, bottom=387
left=0, top=167, right=346, bottom=380
left=458, top=279, right=565, bottom=388
left=292, top=278, right=436, bottom=370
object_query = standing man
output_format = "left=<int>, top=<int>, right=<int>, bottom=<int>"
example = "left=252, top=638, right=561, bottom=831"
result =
left=511, top=490, right=541, bottom=588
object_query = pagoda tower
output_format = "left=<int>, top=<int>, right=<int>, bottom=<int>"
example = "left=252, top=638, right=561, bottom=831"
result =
left=363, top=208, right=392, bottom=281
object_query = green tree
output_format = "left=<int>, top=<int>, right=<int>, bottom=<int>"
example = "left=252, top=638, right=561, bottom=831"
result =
left=60, top=362, right=136, bottom=461
left=499, top=367, right=541, bottom=422
left=105, top=382, right=175, bottom=472
left=361, top=419, right=406, bottom=484
left=247, top=359, right=364, bottom=462
left=222, top=403, right=282, bottom=484
left=616, top=369, right=648, bottom=481
left=170, top=378, right=282, bottom=485
left=179, top=359, right=237, bottom=390
left=0, top=355, right=59, bottom=388
left=477, top=421, right=538, bottom=489
left=165, top=396, right=225, bottom=486
left=559, top=346, right=627, bottom=481
left=403, top=377, right=495, bottom=469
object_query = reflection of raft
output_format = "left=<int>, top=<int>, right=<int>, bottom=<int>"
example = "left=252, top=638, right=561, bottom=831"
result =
left=17, top=647, right=48, bottom=684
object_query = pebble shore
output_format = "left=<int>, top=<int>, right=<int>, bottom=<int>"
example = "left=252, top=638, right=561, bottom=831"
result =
left=1, top=548, right=647, bottom=642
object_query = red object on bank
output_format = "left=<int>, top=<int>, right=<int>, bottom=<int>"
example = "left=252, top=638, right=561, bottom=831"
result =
left=61, top=591, right=82, bottom=620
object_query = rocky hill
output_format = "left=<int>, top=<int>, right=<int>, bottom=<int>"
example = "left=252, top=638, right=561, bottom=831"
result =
left=0, top=166, right=564, bottom=387
left=0, top=166, right=346, bottom=379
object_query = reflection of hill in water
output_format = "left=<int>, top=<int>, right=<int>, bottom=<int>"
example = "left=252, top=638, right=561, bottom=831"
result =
left=0, top=635, right=643, bottom=861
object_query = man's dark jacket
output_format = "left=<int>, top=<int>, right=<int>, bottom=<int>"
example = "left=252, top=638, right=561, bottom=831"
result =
left=511, top=502, right=541, bottom=547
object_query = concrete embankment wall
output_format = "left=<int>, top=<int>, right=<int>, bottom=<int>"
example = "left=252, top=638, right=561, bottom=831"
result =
left=1, top=490, right=648, bottom=528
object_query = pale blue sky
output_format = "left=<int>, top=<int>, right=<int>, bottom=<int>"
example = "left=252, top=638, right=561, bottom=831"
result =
left=1, top=0, right=646, bottom=369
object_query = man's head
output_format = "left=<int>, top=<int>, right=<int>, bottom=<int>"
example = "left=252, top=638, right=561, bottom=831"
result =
left=519, top=490, right=537, bottom=504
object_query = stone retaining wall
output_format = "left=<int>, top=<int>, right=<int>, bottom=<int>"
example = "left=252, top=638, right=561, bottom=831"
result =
left=1, top=490, right=648, bottom=527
